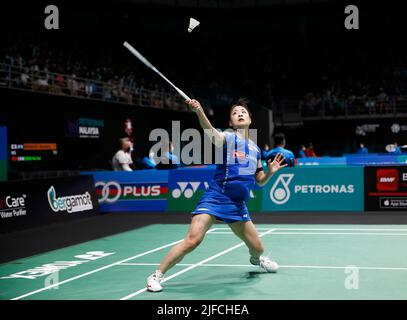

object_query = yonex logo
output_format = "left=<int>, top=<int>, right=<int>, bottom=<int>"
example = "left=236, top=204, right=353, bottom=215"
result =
left=172, top=182, right=209, bottom=199
left=269, top=174, right=294, bottom=205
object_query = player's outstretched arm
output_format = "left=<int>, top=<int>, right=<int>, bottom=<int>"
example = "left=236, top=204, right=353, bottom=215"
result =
left=256, top=153, right=287, bottom=186
left=186, top=99, right=225, bottom=148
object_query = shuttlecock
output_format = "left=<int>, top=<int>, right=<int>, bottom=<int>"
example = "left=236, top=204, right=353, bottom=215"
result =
left=188, top=17, right=200, bottom=33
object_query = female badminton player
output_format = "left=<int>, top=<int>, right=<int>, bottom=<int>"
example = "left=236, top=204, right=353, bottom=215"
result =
left=147, top=98, right=288, bottom=292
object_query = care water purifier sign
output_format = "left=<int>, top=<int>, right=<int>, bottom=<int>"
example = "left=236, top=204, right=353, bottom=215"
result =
left=263, top=167, right=364, bottom=211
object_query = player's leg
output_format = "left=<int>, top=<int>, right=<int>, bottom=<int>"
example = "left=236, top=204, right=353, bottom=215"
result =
left=228, top=220, right=279, bottom=273
left=147, top=213, right=215, bottom=292
left=159, top=213, right=215, bottom=273
left=228, top=220, right=264, bottom=258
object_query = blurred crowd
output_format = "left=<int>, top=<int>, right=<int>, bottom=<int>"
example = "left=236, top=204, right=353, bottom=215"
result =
left=0, top=41, right=192, bottom=112
left=299, top=83, right=407, bottom=117
left=2, top=28, right=407, bottom=118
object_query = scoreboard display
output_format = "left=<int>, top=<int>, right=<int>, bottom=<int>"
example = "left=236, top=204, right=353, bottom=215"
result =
left=9, top=142, right=58, bottom=167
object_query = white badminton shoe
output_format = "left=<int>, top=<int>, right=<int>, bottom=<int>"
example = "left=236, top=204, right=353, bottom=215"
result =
left=146, top=270, right=164, bottom=292
left=250, top=256, right=279, bottom=273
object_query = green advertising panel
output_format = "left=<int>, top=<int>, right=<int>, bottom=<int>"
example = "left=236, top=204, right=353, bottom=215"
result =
left=262, top=166, right=364, bottom=211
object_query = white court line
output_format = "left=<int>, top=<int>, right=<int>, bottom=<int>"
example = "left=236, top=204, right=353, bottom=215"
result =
left=119, top=228, right=275, bottom=300
left=8, top=227, right=256, bottom=300
left=208, top=232, right=407, bottom=236
left=274, top=232, right=407, bottom=236
left=10, top=238, right=186, bottom=300
left=213, top=227, right=407, bottom=232
left=118, top=262, right=407, bottom=271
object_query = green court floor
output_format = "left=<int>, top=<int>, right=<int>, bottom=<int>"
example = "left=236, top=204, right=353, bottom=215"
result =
left=1, top=224, right=407, bottom=300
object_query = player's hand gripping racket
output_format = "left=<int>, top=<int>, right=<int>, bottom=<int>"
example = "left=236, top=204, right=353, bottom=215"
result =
left=123, top=41, right=192, bottom=104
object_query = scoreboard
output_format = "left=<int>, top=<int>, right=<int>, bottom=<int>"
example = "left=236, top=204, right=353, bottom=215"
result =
left=9, top=143, right=58, bottom=164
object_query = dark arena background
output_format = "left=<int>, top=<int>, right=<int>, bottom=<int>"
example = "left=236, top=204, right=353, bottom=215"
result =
left=1, top=0, right=407, bottom=310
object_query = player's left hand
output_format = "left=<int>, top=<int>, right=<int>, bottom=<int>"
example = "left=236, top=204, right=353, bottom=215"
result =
left=267, top=153, right=288, bottom=174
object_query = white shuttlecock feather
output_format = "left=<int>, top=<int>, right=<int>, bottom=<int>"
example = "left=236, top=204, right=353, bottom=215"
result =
left=188, top=18, right=200, bottom=33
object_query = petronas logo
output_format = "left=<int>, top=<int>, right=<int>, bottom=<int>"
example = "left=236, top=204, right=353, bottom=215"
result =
left=270, top=174, right=294, bottom=205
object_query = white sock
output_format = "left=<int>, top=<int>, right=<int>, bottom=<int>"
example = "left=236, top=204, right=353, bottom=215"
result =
left=155, top=270, right=164, bottom=278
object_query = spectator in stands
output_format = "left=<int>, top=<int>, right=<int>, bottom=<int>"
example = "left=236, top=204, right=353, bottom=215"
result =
left=298, top=145, right=307, bottom=158
left=67, top=74, right=79, bottom=96
left=20, top=68, right=30, bottom=88
left=263, top=133, right=295, bottom=167
left=356, top=142, right=368, bottom=154
left=112, top=137, right=134, bottom=171
left=365, top=96, right=376, bottom=115
left=306, top=142, right=317, bottom=157
left=377, top=88, right=389, bottom=114
left=55, top=72, right=66, bottom=93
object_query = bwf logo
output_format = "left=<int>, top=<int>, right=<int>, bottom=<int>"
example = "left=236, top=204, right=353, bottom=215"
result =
left=269, top=174, right=294, bottom=205
left=376, top=169, right=399, bottom=191
left=172, top=182, right=209, bottom=199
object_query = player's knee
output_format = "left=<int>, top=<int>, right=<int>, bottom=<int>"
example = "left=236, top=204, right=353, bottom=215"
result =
left=184, top=236, right=203, bottom=251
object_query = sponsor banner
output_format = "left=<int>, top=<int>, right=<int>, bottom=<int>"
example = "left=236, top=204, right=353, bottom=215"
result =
left=0, top=127, right=6, bottom=160
left=67, top=118, right=105, bottom=139
left=346, top=155, right=398, bottom=166
left=344, top=153, right=379, bottom=157
left=247, top=186, right=263, bottom=212
left=262, top=167, right=364, bottom=211
left=0, top=251, right=115, bottom=280
left=364, top=166, right=407, bottom=211
left=0, top=160, right=6, bottom=182
left=82, top=171, right=169, bottom=212
left=397, top=155, right=407, bottom=164
left=296, top=157, right=346, bottom=166
left=0, top=175, right=99, bottom=233
left=0, top=127, right=6, bottom=181
left=168, top=168, right=215, bottom=212
left=168, top=167, right=262, bottom=212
